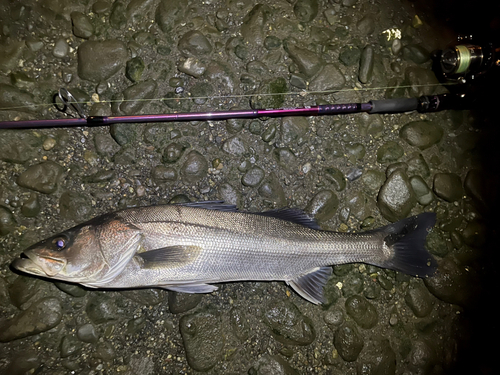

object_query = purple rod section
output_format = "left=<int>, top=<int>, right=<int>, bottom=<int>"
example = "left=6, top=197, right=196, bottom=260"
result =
left=0, top=103, right=372, bottom=129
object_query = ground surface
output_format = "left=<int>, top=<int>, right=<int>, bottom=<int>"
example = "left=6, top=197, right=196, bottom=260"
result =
left=0, top=0, right=498, bottom=374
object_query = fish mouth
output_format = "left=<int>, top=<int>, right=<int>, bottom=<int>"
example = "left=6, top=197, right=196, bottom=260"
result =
left=11, top=252, right=65, bottom=277
left=12, top=253, right=46, bottom=276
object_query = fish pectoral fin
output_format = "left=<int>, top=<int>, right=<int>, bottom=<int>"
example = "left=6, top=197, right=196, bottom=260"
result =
left=287, top=266, right=333, bottom=305
left=161, top=283, right=218, bottom=294
left=138, top=245, right=202, bottom=267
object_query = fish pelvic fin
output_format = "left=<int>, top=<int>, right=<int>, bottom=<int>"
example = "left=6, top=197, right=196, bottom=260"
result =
left=370, top=213, right=437, bottom=277
left=287, top=266, right=333, bottom=304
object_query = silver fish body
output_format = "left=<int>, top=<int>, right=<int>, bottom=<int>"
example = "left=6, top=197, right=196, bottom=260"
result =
left=12, top=202, right=437, bottom=304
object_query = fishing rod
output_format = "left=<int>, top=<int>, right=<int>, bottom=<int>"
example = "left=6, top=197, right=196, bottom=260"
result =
left=0, top=37, right=496, bottom=130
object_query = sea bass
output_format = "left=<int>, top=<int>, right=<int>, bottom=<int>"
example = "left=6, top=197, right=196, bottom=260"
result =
left=12, top=202, right=437, bottom=304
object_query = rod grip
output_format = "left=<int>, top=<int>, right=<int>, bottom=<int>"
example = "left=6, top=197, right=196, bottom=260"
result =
left=368, top=98, right=419, bottom=113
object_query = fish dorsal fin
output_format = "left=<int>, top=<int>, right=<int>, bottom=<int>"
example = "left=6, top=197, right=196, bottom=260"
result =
left=287, top=266, right=333, bottom=304
left=257, top=209, right=320, bottom=230
left=161, top=283, right=218, bottom=294
left=175, top=200, right=237, bottom=211
left=138, top=245, right=202, bottom=268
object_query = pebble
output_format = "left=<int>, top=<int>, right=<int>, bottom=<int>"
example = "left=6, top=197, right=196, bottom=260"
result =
left=402, top=44, right=430, bottom=64
left=223, top=135, right=247, bottom=156
left=0, top=297, right=63, bottom=342
left=377, top=169, right=416, bottom=222
left=407, top=153, right=430, bottom=178
left=324, top=167, right=346, bottom=191
left=59, top=191, right=91, bottom=222
left=410, top=175, right=434, bottom=205
left=179, top=309, right=224, bottom=371
left=345, top=295, right=378, bottom=329
left=16, top=161, right=64, bottom=194
left=85, top=295, right=118, bottom=324
left=117, top=80, right=158, bottom=115
left=60, top=334, right=82, bottom=357
left=77, top=40, right=128, bottom=82
left=52, top=39, right=69, bottom=58
left=281, top=116, right=308, bottom=145
left=241, top=4, right=271, bottom=46
left=339, top=45, right=361, bottom=66
left=179, top=57, right=206, bottom=78
left=400, top=121, right=443, bottom=150
left=94, top=133, right=120, bottom=156
left=168, top=291, right=203, bottom=314
left=359, top=45, right=374, bottom=84
left=264, top=299, right=315, bottom=346
left=433, top=173, right=464, bottom=202
left=310, top=63, right=346, bottom=92
left=361, top=169, right=386, bottom=194
left=152, top=165, right=178, bottom=182
left=376, top=141, right=404, bottom=164
left=21, top=193, right=40, bottom=218
left=305, top=189, right=339, bottom=223
left=283, top=41, right=324, bottom=78
left=405, top=281, right=434, bottom=317
left=0, top=83, right=37, bottom=113
left=334, top=323, right=364, bottom=362
left=163, top=143, right=186, bottom=164
left=180, top=150, right=208, bottom=183
left=249, top=354, right=299, bottom=375
left=71, top=12, right=94, bottom=39
left=178, top=31, right=212, bottom=57
left=294, top=0, right=318, bottom=22
left=125, top=57, right=145, bottom=82
left=0, top=205, right=16, bottom=235
left=242, top=166, right=265, bottom=187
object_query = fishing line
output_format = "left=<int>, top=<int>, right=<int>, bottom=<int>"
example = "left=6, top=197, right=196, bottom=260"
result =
left=0, top=83, right=456, bottom=112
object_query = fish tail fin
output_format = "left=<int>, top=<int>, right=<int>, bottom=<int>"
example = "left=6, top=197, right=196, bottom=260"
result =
left=369, top=213, right=437, bottom=277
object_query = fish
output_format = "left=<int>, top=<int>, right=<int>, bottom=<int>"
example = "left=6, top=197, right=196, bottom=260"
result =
left=11, top=201, right=437, bottom=304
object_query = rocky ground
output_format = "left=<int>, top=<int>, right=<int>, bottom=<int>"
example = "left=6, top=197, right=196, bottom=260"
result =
left=0, top=0, right=498, bottom=374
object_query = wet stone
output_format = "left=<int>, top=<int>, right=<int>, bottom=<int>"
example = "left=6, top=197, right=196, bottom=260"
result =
left=77, top=40, right=128, bottom=82
left=310, top=63, right=346, bottom=91
left=53, top=39, right=69, bottom=58
left=116, top=80, right=158, bottom=115
left=339, top=45, right=361, bottom=66
left=60, top=334, right=82, bottom=358
left=179, top=308, right=224, bottom=371
left=94, top=341, right=116, bottom=361
left=264, top=299, right=315, bottom=346
left=345, top=295, right=378, bottom=329
left=94, top=133, right=120, bottom=156
left=334, top=323, right=364, bottom=362
left=324, top=167, right=346, bottom=191
left=281, top=116, right=309, bottom=145
left=407, top=153, right=430, bottom=178
left=345, top=142, right=366, bottom=161
left=377, top=141, right=404, bottom=164
left=59, top=191, right=92, bottom=222
left=55, top=282, right=87, bottom=298
left=17, top=161, right=64, bottom=194
left=0, top=297, right=63, bottom=342
left=223, top=135, right=246, bottom=156
left=357, top=15, right=375, bottom=35
left=86, top=295, right=118, bottom=324
left=305, top=189, right=339, bottom=223
left=284, top=41, right=324, bottom=78
left=0, top=84, right=37, bottom=112
left=168, top=291, right=202, bottom=314
left=241, top=4, right=271, bottom=46
left=361, top=170, right=386, bottom=194
left=180, top=151, right=208, bottom=183
left=264, top=36, right=281, bottom=50
left=162, top=143, right=186, bottom=164
left=0, top=205, right=16, bottom=236
left=433, top=173, right=464, bottom=202
left=258, top=173, right=287, bottom=206
left=71, top=11, right=94, bottom=39
left=402, top=44, right=430, bottom=64
left=0, top=130, right=41, bottom=163
left=262, top=122, right=277, bottom=142
left=242, top=166, right=265, bottom=187
left=109, top=0, right=126, bottom=29
left=77, top=323, right=99, bottom=343
left=405, top=281, right=434, bottom=318
left=152, top=165, right=177, bottom=183
left=377, top=169, right=416, bottom=222
left=400, top=121, right=443, bottom=150
left=125, top=57, right=145, bottom=82
left=179, top=57, right=206, bottom=78
left=359, top=45, right=374, bottom=84
left=410, top=175, right=434, bottom=205
left=324, top=308, right=344, bottom=328
left=249, top=354, right=299, bottom=375
left=178, top=30, right=212, bottom=57
left=294, top=0, right=318, bottom=22
left=218, top=183, right=241, bottom=206
left=357, top=340, right=396, bottom=375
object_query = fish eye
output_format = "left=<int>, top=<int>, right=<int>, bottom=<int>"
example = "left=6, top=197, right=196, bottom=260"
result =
left=52, top=237, right=66, bottom=251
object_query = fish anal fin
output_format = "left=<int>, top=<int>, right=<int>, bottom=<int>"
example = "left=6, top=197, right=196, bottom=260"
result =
left=287, top=266, right=333, bottom=304
left=138, top=245, right=202, bottom=268
left=161, top=284, right=218, bottom=294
